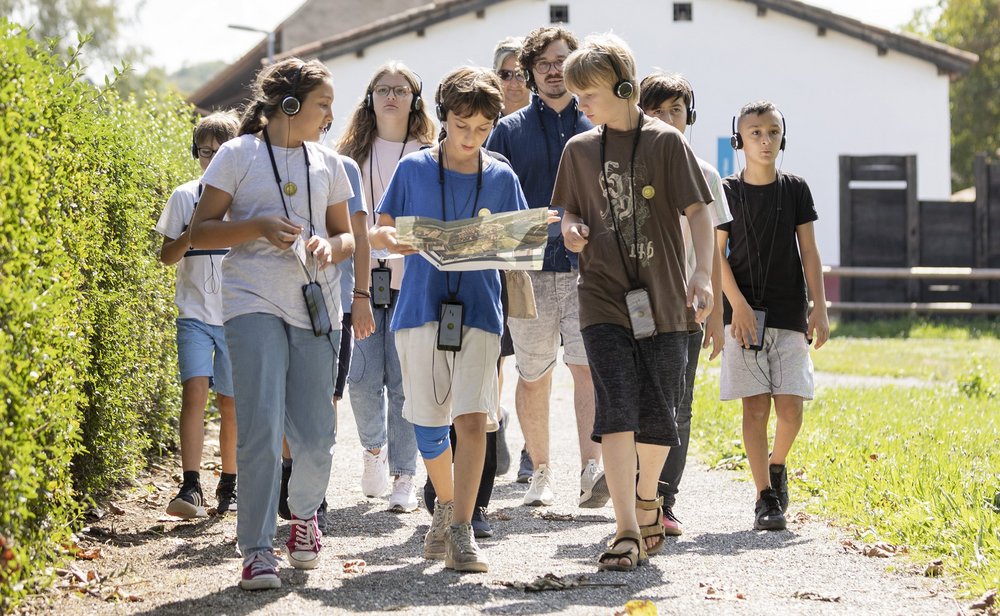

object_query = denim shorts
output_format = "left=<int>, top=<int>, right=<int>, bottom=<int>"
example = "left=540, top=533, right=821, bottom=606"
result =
left=176, top=318, right=234, bottom=396
left=581, top=323, right=687, bottom=447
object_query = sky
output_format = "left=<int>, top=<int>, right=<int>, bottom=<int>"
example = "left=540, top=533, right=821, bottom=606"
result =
left=111, top=0, right=935, bottom=76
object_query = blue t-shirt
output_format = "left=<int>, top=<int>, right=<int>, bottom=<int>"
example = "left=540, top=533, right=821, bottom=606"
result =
left=329, top=156, right=367, bottom=313
left=487, top=93, right=592, bottom=271
left=377, top=149, right=528, bottom=334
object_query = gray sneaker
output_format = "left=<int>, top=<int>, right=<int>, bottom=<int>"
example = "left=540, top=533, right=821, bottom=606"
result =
left=445, top=522, right=489, bottom=573
left=423, top=499, right=454, bottom=560
left=516, top=448, right=533, bottom=484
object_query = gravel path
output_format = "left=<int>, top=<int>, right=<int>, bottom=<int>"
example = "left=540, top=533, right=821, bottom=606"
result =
left=37, top=360, right=959, bottom=615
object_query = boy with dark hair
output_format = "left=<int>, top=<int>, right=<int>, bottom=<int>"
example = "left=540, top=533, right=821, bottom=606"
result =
left=638, top=71, right=732, bottom=536
left=719, top=100, right=829, bottom=531
left=557, top=34, right=715, bottom=570
left=156, top=111, right=240, bottom=519
left=488, top=25, right=606, bottom=509
left=371, top=67, right=531, bottom=573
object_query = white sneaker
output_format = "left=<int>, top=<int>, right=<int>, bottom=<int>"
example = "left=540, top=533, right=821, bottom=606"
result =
left=522, top=464, right=554, bottom=506
left=578, top=459, right=610, bottom=508
left=361, top=448, right=390, bottom=497
left=388, top=474, right=418, bottom=512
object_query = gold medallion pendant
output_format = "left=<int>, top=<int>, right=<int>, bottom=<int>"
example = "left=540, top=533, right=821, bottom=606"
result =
left=478, top=208, right=491, bottom=217
left=283, top=182, right=298, bottom=196
left=641, top=185, right=655, bottom=199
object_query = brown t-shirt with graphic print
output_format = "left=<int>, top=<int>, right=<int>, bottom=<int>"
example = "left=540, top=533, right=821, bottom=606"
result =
left=552, top=117, right=712, bottom=334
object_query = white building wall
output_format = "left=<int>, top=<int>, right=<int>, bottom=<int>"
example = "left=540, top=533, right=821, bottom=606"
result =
left=321, top=0, right=954, bottom=264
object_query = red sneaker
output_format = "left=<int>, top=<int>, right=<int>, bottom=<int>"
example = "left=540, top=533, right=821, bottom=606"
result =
left=661, top=506, right=683, bottom=536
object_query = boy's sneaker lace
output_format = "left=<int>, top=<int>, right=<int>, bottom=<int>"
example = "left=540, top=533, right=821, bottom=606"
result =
left=769, top=463, right=789, bottom=513
left=516, top=448, right=533, bottom=484
left=389, top=474, right=418, bottom=513
left=661, top=506, right=683, bottom=536
left=471, top=507, right=493, bottom=538
left=166, top=483, right=207, bottom=519
left=578, top=459, right=610, bottom=508
left=445, top=522, right=489, bottom=573
left=286, top=513, right=322, bottom=569
left=495, top=406, right=511, bottom=476
left=754, top=487, right=787, bottom=531
left=277, top=464, right=292, bottom=521
left=423, top=499, right=454, bottom=560
left=215, top=481, right=237, bottom=515
left=361, top=448, right=390, bottom=497
left=522, top=464, right=554, bottom=506
left=239, top=550, right=280, bottom=590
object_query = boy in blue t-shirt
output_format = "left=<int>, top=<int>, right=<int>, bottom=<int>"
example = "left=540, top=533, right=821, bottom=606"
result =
left=371, top=67, right=530, bottom=573
left=155, top=111, right=239, bottom=518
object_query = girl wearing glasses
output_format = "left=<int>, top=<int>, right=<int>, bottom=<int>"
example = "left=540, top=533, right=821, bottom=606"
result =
left=493, top=36, right=529, bottom=114
left=336, top=62, right=436, bottom=513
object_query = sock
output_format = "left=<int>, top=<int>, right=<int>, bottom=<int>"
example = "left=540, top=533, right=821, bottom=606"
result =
left=219, top=472, right=236, bottom=488
left=282, top=457, right=293, bottom=469
left=182, top=470, right=200, bottom=488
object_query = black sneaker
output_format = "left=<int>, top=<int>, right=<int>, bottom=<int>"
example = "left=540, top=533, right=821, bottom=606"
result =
left=278, top=465, right=292, bottom=521
left=495, top=408, right=511, bottom=477
left=424, top=477, right=436, bottom=515
left=316, top=498, right=329, bottom=534
left=216, top=481, right=238, bottom=515
left=166, top=483, right=207, bottom=519
left=769, top=463, right=789, bottom=513
left=516, top=448, right=533, bottom=484
left=471, top=507, right=493, bottom=538
left=754, top=487, right=786, bottom=531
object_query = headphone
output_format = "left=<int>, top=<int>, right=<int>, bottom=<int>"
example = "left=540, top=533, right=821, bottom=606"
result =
left=365, top=75, right=424, bottom=114
left=191, top=140, right=199, bottom=159
left=686, top=88, right=697, bottom=125
left=280, top=64, right=305, bottom=116
left=434, top=81, right=499, bottom=127
left=731, top=111, right=786, bottom=151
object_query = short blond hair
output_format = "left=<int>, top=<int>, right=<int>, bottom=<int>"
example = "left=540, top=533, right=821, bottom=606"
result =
left=563, top=33, right=638, bottom=104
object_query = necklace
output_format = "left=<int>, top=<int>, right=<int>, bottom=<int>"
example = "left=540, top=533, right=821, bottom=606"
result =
left=283, top=181, right=297, bottom=196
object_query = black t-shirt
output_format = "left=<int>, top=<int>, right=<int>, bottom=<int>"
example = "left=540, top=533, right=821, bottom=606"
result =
left=718, top=172, right=818, bottom=333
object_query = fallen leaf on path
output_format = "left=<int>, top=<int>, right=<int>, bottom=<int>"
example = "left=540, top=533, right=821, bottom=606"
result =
left=793, top=590, right=842, bottom=602
left=862, top=541, right=907, bottom=558
left=343, top=559, right=366, bottom=574
left=108, top=586, right=143, bottom=603
left=536, top=512, right=575, bottom=522
left=109, top=503, right=126, bottom=515
left=497, top=573, right=625, bottom=592
left=924, top=559, right=944, bottom=577
left=492, top=511, right=512, bottom=521
left=970, top=589, right=997, bottom=611
left=614, top=599, right=658, bottom=615
left=75, top=546, right=102, bottom=561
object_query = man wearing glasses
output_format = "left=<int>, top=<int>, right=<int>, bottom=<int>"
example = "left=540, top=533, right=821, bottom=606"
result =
left=487, top=26, right=605, bottom=510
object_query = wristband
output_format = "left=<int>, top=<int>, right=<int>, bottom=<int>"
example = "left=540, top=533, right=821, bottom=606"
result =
left=353, top=288, right=371, bottom=298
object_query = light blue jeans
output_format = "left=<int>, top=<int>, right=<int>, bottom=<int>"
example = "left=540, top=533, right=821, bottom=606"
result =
left=225, top=313, right=339, bottom=560
left=347, top=302, right=417, bottom=476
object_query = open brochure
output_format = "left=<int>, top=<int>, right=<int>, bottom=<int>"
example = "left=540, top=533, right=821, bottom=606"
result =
left=394, top=208, right=549, bottom=271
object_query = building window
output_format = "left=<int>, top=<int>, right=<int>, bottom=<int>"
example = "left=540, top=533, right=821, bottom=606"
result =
left=673, top=3, right=692, bottom=21
left=550, top=4, right=569, bottom=23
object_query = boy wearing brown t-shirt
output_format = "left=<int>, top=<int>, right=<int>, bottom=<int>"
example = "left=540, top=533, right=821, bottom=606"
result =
left=555, top=34, right=715, bottom=571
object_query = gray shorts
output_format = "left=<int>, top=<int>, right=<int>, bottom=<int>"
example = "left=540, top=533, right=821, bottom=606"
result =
left=507, top=270, right=587, bottom=381
left=720, top=325, right=814, bottom=401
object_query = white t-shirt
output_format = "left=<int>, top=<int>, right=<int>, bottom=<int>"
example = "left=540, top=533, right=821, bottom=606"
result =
left=155, top=179, right=226, bottom=325
left=680, top=157, right=734, bottom=278
left=202, top=134, right=354, bottom=330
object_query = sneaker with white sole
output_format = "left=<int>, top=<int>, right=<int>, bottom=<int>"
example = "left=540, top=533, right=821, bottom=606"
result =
left=361, top=448, right=390, bottom=497
left=239, top=550, right=280, bottom=590
left=388, top=474, right=418, bottom=513
left=423, top=499, right=454, bottom=560
left=522, top=464, right=554, bottom=506
left=445, top=522, right=489, bottom=573
left=662, top=506, right=683, bottom=536
left=286, top=513, right=322, bottom=569
left=578, top=459, right=610, bottom=508
left=166, top=483, right=208, bottom=519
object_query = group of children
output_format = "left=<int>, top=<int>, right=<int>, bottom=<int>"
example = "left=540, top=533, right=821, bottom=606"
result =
left=156, top=24, right=828, bottom=590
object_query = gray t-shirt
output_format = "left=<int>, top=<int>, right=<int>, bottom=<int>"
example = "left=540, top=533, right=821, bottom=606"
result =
left=202, top=134, right=354, bottom=330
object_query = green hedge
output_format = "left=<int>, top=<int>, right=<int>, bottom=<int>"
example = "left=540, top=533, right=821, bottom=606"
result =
left=1, top=21, right=196, bottom=608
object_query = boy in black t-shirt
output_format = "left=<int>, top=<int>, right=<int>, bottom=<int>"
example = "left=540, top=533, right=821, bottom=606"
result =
left=718, top=101, right=829, bottom=531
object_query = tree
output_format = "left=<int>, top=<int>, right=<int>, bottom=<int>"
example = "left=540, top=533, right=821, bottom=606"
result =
left=908, top=0, right=1000, bottom=191
left=0, top=0, right=127, bottom=62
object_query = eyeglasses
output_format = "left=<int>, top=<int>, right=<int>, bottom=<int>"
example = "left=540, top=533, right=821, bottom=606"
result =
left=196, top=147, right=219, bottom=159
left=497, top=69, right=526, bottom=83
left=373, top=85, right=412, bottom=98
left=532, top=58, right=565, bottom=74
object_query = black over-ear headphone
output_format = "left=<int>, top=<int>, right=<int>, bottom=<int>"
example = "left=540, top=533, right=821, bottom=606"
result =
left=280, top=64, right=305, bottom=116
left=687, top=88, right=697, bottom=125
left=434, top=81, right=499, bottom=127
left=191, top=141, right=199, bottom=159
left=365, top=75, right=425, bottom=114
left=607, top=51, right=635, bottom=100
left=731, top=112, right=787, bottom=151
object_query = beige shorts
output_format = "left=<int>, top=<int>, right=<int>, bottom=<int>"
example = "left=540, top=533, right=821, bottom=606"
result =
left=395, top=323, right=500, bottom=431
left=720, top=325, right=814, bottom=401
left=507, top=270, right=588, bottom=381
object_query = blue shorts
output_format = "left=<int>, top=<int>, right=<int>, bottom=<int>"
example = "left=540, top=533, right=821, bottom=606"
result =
left=176, top=318, right=234, bottom=397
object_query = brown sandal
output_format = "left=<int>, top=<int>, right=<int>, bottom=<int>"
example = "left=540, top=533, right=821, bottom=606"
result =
left=637, top=495, right=666, bottom=556
left=596, top=530, right=647, bottom=571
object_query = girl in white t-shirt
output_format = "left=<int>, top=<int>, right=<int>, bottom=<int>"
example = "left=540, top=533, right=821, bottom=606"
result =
left=190, top=58, right=354, bottom=591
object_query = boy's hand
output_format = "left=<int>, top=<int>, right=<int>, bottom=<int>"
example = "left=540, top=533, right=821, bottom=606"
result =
left=686, top=271, right=713, bottom=324
left=564, top=223, right=589, bottom=253
left=352, top=298, right=376, bottom=340
left=730, top=299, right=758, bottom=348
left=703, top=310, right=725, bottom=360
left=546, top=209, right=562, bottom=225
left=806, top=309, right=830, bottom=349
left=306, top=235, right=333, bottom=270
left=261, top=216, right=303, bottom=250
left=378, top=227, right=418, bottom=255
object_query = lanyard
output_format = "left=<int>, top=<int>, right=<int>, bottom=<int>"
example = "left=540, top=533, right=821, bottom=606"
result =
left=738, top=172, right=783, bottom=304
left=437, top=143, right=483, bottom=299
left=262, top=127, right=314, bottom=237
left=599, top=113, right=644, bottom=288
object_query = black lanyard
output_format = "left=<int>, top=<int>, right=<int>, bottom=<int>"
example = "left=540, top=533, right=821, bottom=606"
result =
left=599, top=113, right=644, bottom=288
left=437, top=144, right=483, bottom=299
left=263, top=127, right=314, bottom=237
left=738, top=172, right=783, bottom=304
left=535, top=97, right=579, bottom=178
